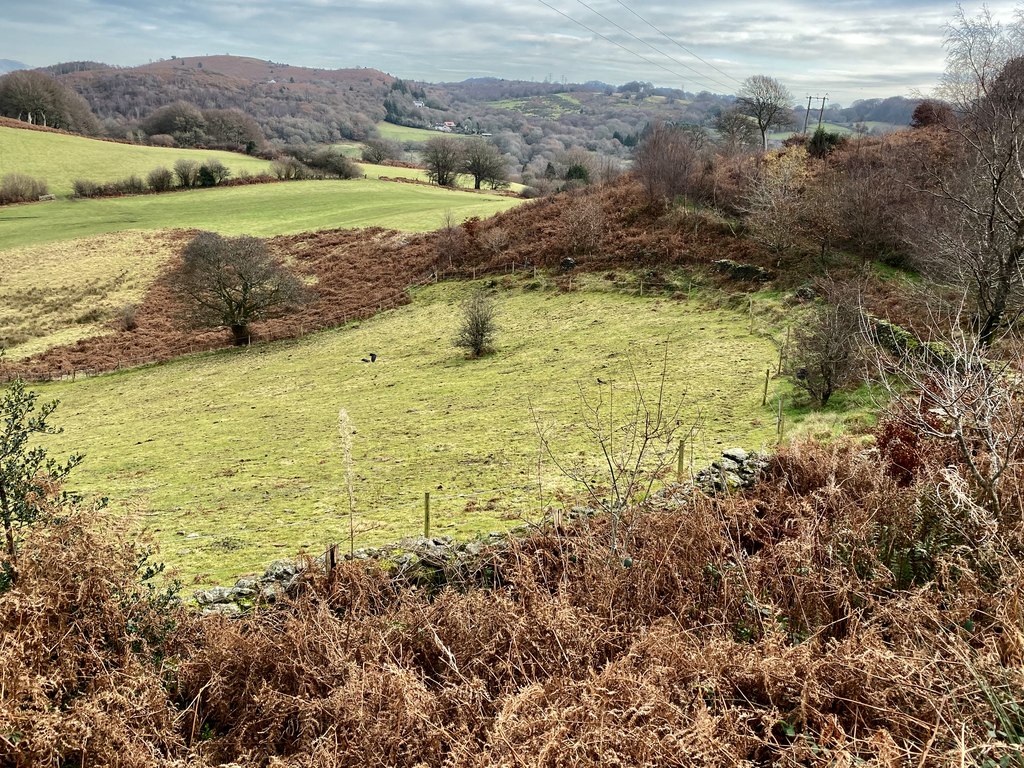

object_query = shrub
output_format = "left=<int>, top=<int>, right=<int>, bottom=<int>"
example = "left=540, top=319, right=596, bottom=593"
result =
left=786, top=302, right=863, bottom=406
left=146, top=166, right=175, bottom=192
left=116, top=304, right=138, bottom=332
left=307, top=148, right=360, bottom=179
left=173, top=158, right=200, bottom=188
left=453, top=289, right=498, bottom=358
left=148, top=133, right=176, bottom=147
left=111, top=175, right=145, bottom=195
left=72, top=178, right=100, bottom=198
left=270, top=157, right=311, bottom=180
left=0, top=174, right=48, bottom=205
left=198, top=159, right=231, bottom=187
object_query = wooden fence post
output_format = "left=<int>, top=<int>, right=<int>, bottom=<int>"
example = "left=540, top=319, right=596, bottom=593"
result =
left=762, top=367, right=770, bottom=407
left=424, top=492, right=431, bottom=539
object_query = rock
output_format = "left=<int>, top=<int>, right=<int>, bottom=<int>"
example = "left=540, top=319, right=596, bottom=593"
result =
left=264, top=560, right=299, bottom=580
left=201, top=603, right=241, bottom=617
left=195, top=586, right=235, bottom=606
left=712, top=259, right=772, bottom=282
left=722, top=447, right=748, bottom=463
left=713, top=457, right=741, bottom=473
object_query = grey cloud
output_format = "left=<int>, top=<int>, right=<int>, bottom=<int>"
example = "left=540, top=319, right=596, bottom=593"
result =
left=3, top=0, right=1019, bottom=102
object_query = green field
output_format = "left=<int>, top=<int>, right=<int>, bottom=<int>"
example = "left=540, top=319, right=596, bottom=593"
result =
left=38, top=280, right=782, bottom=586
left=0, top=231, right=178, bottom=358
left=0, top=126, right=274, bottom=197
left=0, top=179, right=524, bottom=250
left=376, top=122, right=469, bottom=143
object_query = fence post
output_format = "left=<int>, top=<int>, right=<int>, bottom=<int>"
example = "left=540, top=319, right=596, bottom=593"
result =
left=677, top=438, right=685, bottom=483
left=777, top=396, right=785, bottom=441
left=423, top=492, right=431, bottom=539
left=762, top=367, right=770, bottom=407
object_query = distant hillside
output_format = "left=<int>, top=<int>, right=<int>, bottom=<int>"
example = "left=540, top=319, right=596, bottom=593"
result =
left=59, top=55, right=396, bottom=144
left=0, top=60, right=27, bottom=74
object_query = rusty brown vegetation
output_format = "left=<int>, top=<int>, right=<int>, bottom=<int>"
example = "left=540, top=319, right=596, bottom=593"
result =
left=2, top=430, right=1023, bottom=766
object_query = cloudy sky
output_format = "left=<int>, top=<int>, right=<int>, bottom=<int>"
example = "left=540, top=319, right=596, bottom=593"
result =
left=2, top=0, right=1021, bottom=104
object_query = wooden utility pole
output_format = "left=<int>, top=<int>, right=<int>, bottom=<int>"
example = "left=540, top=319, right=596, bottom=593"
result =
left=803, top=95, right=813, bottom=133
left=817, top=94, right=828, bottom=130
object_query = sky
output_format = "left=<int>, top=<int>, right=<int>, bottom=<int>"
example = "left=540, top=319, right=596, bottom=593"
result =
left=1, top=0, right=1022, bottom=105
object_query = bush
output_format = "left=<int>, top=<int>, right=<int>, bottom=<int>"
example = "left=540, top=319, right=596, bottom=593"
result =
left=116, top=304, right=138, bottom=331
left=198, top=159, right=231, bottom=187
left=146, top=166, right=175, bottom=193
left=148, top=133, right=176, bottom=147
left=0, top=174, right=48, bottom=205
left=72, top=178, right=100, bottom=198
left=307, top=148, right=360, bottom=179
left=270, top=157, right=311, bottom=180
left=173, top=158, right=200, bottom=188
left=111, top=175, right=145, bottom=195
left=453, top=289, right=498, bottom=358
left=786, top=302, right=863, bottom=406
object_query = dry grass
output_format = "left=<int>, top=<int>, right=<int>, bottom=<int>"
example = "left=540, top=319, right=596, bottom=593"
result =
left=2, top=432, right=1023, bottom=766
left=0, top=230, right=182, bottom=359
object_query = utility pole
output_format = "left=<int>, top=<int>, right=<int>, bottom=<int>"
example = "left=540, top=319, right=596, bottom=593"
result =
left=803, top=95, right=813, bottom=133
left=817, top=94, right=828, bottom=130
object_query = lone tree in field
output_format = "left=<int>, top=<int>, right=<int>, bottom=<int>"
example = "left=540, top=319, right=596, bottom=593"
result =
left=453, top=289, right=497, bottom=358
left=1, top=380, right=82, bottom=574
left=737, top=75, right=795, bottom=150
left=423, top=136, right=463, bottom=187
left=461, top=138, right=508, bottom=190
left=170, top=231, right=305, bottom=346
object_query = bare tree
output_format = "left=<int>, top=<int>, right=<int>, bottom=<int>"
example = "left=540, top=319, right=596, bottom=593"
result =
left=632, top=122, right=707, bottom=204
left=736, top=75, right=795, bottom=151
left=531, top=349, right=701, bottom=554
left=461, top=138, right=508, bottom=190
left=787, top=302, right=864, bottom=406
left=868, top=306, right=1024, bottom=519
left=714, top=106, right=760, bottom=155
left=169, top=231, right=305, bottom=346
left=423, top=136, right=462, bottom=187
left=740, top=147, right=807, bottom=262
left=911, top=9, right=1024, bottom=346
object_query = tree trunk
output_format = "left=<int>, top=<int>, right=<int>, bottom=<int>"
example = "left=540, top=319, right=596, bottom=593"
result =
left=230, top=324, right=250, bottom=346
left=0, top=482, right=15, bottom=564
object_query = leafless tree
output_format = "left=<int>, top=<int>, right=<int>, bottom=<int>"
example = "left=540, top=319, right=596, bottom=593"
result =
left=423, top=136, right=463, bottom=187
left=740, top=148, right=806, bottom=262
left=461, top=138, right=508, bottom=190
left=169, top=231, right=305, bottom=346
left=632, top=122, right=707, bottom=204
left=531, top=349, right=702, bottom=554
left=714, top=106, right=760, bottom=155
left=737, top=75, right=795, bottom=151
left=868, top=305, right=1024, bottom=519
left=787, top=301, right=864, bottom=406
left=563, top=194, right=605, bottom=257
left=912, top=7, right=1024, bottom=346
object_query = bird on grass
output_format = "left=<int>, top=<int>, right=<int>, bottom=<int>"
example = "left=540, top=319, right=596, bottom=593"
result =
left=360, top=353, right=378, bottom=363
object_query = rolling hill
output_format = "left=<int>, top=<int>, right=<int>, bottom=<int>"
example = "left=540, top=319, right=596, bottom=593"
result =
left=0, top=122, right=273, bottom=196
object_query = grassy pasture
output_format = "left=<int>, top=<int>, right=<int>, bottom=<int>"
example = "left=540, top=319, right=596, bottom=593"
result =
left=39, top=281, right=782, bottom=586
left=0, top=231, right=178, bottom=358
left=0, top=179, right=523, bottom=250
left=375, top=122, right=455, bottom=143
left=0, top=126, right=273, bottom=197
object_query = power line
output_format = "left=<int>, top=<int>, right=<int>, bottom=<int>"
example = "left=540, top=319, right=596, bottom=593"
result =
left=571, top=0, right=736, bottom=92
left=612, top=0, right=744, bottom=87
left=534, top=0, right=727, bottom=92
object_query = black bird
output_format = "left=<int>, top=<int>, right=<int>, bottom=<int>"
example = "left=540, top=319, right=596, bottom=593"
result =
left=597, top=378, right=607, bottom=385
left=360, top=353, right=378, bottom=363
